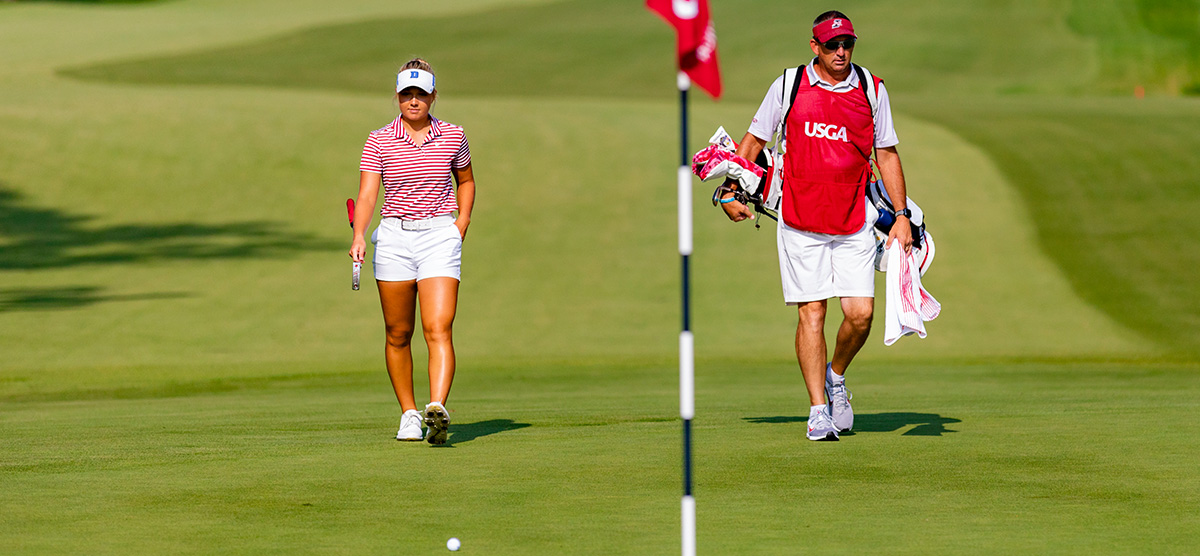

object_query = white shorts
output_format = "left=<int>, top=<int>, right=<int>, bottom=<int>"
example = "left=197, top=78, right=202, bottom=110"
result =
left=371, top=215, right=462, bottom=282
left=777, top=218, right=875, bottom=303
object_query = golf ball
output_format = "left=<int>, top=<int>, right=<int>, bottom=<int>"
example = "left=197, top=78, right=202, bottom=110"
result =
left=447, top=537, right=461, bottom=551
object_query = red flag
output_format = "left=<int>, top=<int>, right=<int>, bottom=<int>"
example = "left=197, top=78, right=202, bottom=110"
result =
left=646, top=0, right=722, bottom=98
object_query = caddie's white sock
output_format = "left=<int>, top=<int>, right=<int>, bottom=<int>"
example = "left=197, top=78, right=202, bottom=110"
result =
left=827, top=366, right=845, bottom=384
left=810, top=404, right=828, bottom=418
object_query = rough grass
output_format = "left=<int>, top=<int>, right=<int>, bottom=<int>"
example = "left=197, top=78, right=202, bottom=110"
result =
left=1068, top=0, right=1200, bottom=95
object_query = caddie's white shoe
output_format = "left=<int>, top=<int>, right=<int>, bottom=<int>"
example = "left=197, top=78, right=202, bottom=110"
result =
left=396, top=409, right=425, bottom=441
left=423, top=401, right=450, bottom=445
left=806, top=409, right=839, bottom=441
left=825, top=363, right=854, bottom=432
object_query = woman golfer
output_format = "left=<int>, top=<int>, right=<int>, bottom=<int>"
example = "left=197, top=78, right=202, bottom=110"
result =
left=348, top=58, right=475, bottom=445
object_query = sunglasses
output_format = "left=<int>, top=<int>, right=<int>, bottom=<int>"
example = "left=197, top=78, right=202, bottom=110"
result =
left=818, top=38, right=856, bottom=51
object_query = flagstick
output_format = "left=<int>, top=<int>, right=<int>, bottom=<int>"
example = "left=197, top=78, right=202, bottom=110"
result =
left=677, top=70, right=696, bottom=556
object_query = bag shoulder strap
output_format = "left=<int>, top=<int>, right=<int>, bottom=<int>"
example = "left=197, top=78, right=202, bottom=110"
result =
left=852, top=63, right=878, bottom=119
left=775, top=65, right=805, bottom=150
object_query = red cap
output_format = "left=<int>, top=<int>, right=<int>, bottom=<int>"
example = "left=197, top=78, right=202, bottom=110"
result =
left=812, top=17, right=856, bottom=43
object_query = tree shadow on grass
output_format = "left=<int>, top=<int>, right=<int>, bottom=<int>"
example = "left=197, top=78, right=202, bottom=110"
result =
left=744, top=412, right=960, bottom=436
left=0, top=186, right=338, bottom=310
left=0, top=187, right=338, bottom=271
left=0, top=286, right=190, bottom=312
left=433, top=419, right=531, bottom=448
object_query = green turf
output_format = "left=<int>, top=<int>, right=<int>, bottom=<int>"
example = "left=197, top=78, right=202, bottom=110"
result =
left=54, top=0, right=1110, bottom=101
left=903, top=95, right=1200, bottom=355
left=4, top=360, right=1199, bottom=554
left=1068, top=0, right=1200, bottom=95
left=53, top=0, right=1200, bottom=353
left=2, top=0, right=1199, bottom=553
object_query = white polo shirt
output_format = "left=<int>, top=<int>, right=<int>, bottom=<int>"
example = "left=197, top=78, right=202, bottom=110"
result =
left=747, top=59, right=899, bottom=149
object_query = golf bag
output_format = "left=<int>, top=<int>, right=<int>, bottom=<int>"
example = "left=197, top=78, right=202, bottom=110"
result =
left=696, top=64, right=936, bottom=275
left=697, top=63, right=886, bottom=224
left=866, top=172, right=935, bottom=276
left=692, top=127, right=780, bottom=224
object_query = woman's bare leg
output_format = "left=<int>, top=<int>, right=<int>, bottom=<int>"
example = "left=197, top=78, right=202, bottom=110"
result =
left=416, top=277, right=459, bottom=404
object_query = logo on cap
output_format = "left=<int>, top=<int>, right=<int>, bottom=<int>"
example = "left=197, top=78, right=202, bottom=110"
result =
left=410, top=71, right=419, bottom=78
left=832, top=19, right=843, bottom=29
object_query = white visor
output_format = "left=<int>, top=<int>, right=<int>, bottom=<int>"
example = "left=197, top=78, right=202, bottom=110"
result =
left=396, top=69, right=435, bottom=93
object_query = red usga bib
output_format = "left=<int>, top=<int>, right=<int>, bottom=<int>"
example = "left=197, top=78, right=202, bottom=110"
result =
left=782, top=71, right=876, bottom=234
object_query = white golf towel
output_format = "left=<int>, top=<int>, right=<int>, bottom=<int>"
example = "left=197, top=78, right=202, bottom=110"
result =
left=884, top=243, right=941, bottom=345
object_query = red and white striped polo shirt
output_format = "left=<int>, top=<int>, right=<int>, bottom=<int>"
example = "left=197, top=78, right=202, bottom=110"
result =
left=360, top=115, right=471, bottom=219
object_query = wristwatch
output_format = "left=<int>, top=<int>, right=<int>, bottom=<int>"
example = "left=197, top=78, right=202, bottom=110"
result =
left=894, top=208, right=913, bottom=219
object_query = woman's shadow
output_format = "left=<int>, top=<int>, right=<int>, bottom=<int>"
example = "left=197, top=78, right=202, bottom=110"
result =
left=432, top=419, right=531, bottom=447
left=745, top=412, right=960, bottom=436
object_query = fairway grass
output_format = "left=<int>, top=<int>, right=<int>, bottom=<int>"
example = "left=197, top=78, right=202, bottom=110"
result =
left=905, top=95, right=1200, bottom=355
left=2, top=0, right=1199, bottom=554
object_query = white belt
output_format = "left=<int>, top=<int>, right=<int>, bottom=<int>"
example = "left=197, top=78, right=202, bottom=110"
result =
left=396, top=215, right=455, bottom=231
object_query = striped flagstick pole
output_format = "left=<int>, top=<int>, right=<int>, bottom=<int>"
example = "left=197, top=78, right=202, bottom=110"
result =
left=677, top=70, right=696, bottom=556
left=644, top=3, right=719, bottom=553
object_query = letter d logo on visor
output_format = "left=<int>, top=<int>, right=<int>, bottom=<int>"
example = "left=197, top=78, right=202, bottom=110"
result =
left=396, top=69, right=436, bottom=93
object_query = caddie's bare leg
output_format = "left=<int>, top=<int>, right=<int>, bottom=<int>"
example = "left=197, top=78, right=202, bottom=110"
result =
left=831, top=297, right=873, bottom=375
left=795, top=300, right=829, bottom=406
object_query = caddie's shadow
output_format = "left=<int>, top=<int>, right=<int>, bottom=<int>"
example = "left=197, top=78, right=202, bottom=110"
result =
left=851, top=412, right=960, bottom=436
left=744, top=412, right=959, bottom=436
left=433, top=419, right=531, bottom=448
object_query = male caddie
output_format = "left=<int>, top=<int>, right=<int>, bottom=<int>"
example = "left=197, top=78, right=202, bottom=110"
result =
left=719, top=10, right=914, bottom=441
